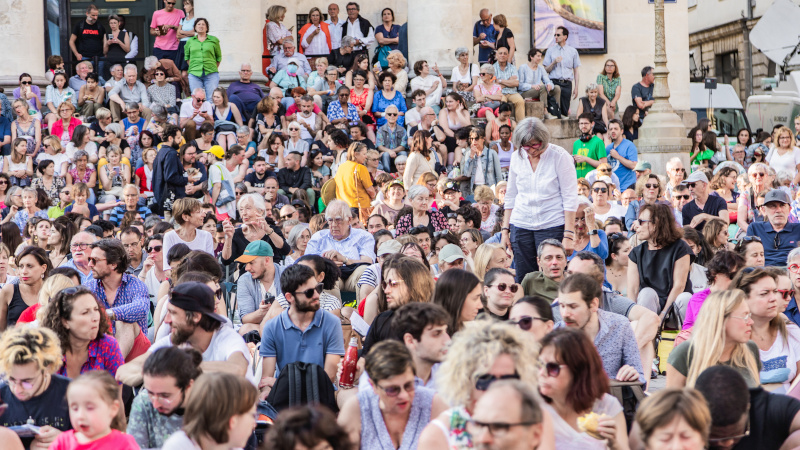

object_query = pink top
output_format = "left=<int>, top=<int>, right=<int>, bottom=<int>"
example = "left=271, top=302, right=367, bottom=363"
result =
left=681, top=288, right=711, bottom=331
left=474, top=83, right=502, bottom=98
left=49, top=429, right=140, bottom=450
left=50, top=118, right=83, bottom=142
left=69, top=166, right=95, bottom=184
left=150, top=9, right=185, bottom=51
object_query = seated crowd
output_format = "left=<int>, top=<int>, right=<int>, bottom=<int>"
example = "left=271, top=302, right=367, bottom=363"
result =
left=2, top=1, right=800, bottom=450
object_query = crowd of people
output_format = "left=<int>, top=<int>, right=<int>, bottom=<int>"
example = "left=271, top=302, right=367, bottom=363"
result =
left=4, top=0, right=800, bottom=449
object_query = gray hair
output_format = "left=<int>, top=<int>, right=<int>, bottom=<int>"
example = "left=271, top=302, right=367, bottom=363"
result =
left=240, top=62, right=252, bottom=71
left=6, top=186, right=20, bottom=198
left=341, top=36, right=356, bottom=48
left=395, top=154, right=408, bottom=164
left=483, top=379, right=544, bottom=426
left=105, top=123, right=122, bottom=136
left=585, top=82, right=599, bottom=94
left=72, top=231, right=99, bottom=244
left=287, top=223, right=310, bottom=250
left=125, top=102, right=139, bottom=112
left=144, top=56, right=159, bottom=71
left=788, top=247, right=800, bottom=266
left=480, top=63, right=494, bottom=76
left=326, top=66, right=339, bottom=74
left=666, top=157, right=683, bottom=171
left=73, top=150, right=90, bottom=162
left=407, top=185, right=429, bottom=201
left=124, top=63, right=138, bottom=75
left=150, top=102, right=167, bottom=119
left=238, top=193, right=266, bottom=213
left=512, top=118, right=550, bottom=154
left=236, top=125, right=250, bottom=136
left=748, top=162, right=769, bottom=175
left=283, top=37, right=295, bottom=46
left=537, top=238, right=565, bottom=258
left=325, top=199, right=353, bottom=220
left=192, top=87, right=206, bottom=97
left=455, top=47, right=469, bottom=58
left=110, top=64, right=123, bottom=73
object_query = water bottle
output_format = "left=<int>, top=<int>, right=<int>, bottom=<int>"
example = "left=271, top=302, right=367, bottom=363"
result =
left=339, top=337, right=359, bottom=389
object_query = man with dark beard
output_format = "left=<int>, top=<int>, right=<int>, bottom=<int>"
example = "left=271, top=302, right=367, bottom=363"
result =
left=258, top=264, right=345, bottom=399
left=115, top=282, right=252, bottom=386
left=127, top=346, right=203, bottom=449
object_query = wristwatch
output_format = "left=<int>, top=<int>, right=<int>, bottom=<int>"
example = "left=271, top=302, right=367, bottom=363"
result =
left=588, top=229, right=599, bottom=236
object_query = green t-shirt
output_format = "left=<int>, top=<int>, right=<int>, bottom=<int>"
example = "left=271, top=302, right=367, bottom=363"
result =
left=667, top=339, right=762, bottom=388
left=572, top=136, right=607, bottom=179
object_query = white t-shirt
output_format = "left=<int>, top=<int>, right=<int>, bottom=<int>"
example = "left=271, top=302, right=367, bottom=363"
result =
left=296, top=112, right=316, bottom=140
left=594, top=202, right=628, bottom=223
left=65, top=142, right=98, bottom=163
left=759, top=323, right=800, bottom=392
left=161, top=228, right=214, bottom=269
left=409, top=74, right=443, bottom=108
left=208, top=162, right=237, bottom=219
left=151, top=324, right=255, bottom=383
left=36, top=152, right=71, bottom=177
left=179, top=100, right=214, bottom=130
left=766, top=146, right=800, bottom=180
left=144, top=268, right=161, bottom=304
left=405, top=108, right=423, bottom=128
left=450, top=63, right=479, bottom=85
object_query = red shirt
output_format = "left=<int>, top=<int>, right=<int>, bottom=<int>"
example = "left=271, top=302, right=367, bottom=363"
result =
left=134, top=165, right=151, bottom=193
left=49, top=429, right=139, bottom=450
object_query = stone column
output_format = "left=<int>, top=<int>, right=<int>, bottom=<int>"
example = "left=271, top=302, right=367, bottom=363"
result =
left=636, top=0, right=692, bottom=171
left=407, top=0, right=472, bottom=74
left=195, top=0, right=267, bottom=85
left=0, top=0, right=47, bottom=88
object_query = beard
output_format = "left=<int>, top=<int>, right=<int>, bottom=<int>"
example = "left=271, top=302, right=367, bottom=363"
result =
left=295, top=296, right=321, bottom=313
left=171, top=322, right=198, bottom=346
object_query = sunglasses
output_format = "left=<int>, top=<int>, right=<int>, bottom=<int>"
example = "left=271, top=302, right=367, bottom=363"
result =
left=385, top=112, right=398, bottom=116
left=593, top=187, right=608, bottom=193
left=489, top=283, right=518, bottom=293
left=0, top=181, right=7, bottom=185
left=280, top=213, right=296, bottom=220
left=475, top=373, right=520, bottom=391
left=88, top=257, right=106, bottom=265
left=685, top=182, right=697, bottom=188
left=645, top=183, right=659, bottom=189
left=539, top=361, right=567, bottom=378
left=20, top=81, right=31, bottom=85
left=293, top=282, right=324, bottom=298
left=147, top=245, right=163, bottom=253
left=673, top=194, right=690, bottom=200
left=751, top=172, right=766, bottom=178
left=778, top=289, right=793, bottom=300
left=377, top=380, right=415, bottom=397
left=383, top=278, right=404, bottom=289
left=509, top=315, right=547, bottom=331
left=289, top=127, right=300, bottom=131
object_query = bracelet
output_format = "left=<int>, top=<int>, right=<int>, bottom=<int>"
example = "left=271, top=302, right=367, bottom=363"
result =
left=501, top=227, right=510, bottom=232
left=563, top=230, right=575, bottom=234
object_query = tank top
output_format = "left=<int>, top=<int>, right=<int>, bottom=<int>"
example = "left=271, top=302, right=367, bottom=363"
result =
left=297, top=113, right=316, bottom=140
left=179, top=17, right=196, bottom=42
left=358, top=385, right=435, bottom=450
left=7, top=284, right=27, bottom=328
left=580, top=97, right=605, bottom=125
left=431, top=406, right=473, bottom=450
left=494, top=142, right=515, bottom=168
left=106, top=30, right=127, bottom=61
left=15, top=119, right=40, bottom=156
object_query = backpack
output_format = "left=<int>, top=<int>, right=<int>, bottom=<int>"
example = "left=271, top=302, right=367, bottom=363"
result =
left=266, top=362, right=339, bottom=414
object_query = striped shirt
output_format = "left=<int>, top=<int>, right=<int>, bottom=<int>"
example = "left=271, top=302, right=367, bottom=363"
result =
left=109, top=205, right=152, bottom=227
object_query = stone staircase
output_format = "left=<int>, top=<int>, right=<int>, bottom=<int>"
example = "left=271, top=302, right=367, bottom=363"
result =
left=470, top=100, right=580, bottom=148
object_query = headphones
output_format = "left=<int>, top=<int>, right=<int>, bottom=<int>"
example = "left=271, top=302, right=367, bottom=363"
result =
left=579, top=132, right=592, bottom=143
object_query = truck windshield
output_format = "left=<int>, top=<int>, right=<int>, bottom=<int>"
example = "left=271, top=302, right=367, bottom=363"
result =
left=692, top=108, right=751, bottom=136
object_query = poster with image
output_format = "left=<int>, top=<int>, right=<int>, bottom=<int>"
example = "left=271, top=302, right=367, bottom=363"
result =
left=532, top=0, right=607, bottom=54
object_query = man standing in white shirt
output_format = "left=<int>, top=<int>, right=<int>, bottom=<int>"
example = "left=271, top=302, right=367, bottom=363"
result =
left=342, top=2, right=374, bottom=58
left=325, top=3, right=346, bottom=51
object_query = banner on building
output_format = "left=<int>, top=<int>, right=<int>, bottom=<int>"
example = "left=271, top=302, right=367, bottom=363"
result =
left=532, top=0, right=607, bottom=54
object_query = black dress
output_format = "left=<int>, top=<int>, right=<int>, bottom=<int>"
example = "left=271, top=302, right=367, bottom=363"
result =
left=580, top=96, right=607, bottom=134
left=6, top=284, right=28, bottom=328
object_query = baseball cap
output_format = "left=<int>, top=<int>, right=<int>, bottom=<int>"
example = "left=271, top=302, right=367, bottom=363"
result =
left=598, top=176, right=614, bottom=185
left=386, top=179, right=404, bottom=189
left=203, top=145, right=225, bottom=159
left=764, top=189, right=791, bottom=205
left=170, top=282, right=228, bottom=324
left=287, top=57, right=300, bottom=66
left=235, top=240, right=274, bottom=263
left=443, top=180, right=460, bottom=193
left=377, top=240, right=402, bottom=257
left=634, top=161, right=652, bottom=172
left=438, top=244, right=466, bottom=263
left=683, top=171, right=709, bottom=184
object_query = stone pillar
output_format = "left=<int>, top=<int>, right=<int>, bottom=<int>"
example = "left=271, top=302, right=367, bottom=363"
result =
left=195, top=0, right=267, bottom=85
left=0, top=0, right=47, bottom=88
left=636, top=0, right=692, bottom=171
left=407, top=0, right=472, bottom=74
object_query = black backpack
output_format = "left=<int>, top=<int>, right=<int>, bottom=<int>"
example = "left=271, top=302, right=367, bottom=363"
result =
left=266, top=362, right=339, bottom=414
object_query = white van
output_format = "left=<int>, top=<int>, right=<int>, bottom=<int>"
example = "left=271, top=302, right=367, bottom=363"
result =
left=690, top=82, right=751, bottom=136
left=746, top=71, right=800, bottom=133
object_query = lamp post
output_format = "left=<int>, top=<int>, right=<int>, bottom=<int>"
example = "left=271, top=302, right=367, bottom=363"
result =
left=636, top=0, right=692, bottom=170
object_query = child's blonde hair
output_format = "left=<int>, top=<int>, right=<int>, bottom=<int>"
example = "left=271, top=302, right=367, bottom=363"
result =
left=67, top=371, right=126, bottom=431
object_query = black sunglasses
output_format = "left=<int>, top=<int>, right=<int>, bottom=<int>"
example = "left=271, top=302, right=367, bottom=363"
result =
left=673, top=194, right=690, bottom=200
left=475, top=373, right=520, bottom=391
left=592, top=188, right=608, bottom=193
left=540, top=361, right=566, bottom=378
left=293, top=282, right=324, bottom=298
left=644, top=183, right=659, bottom=189
left=488, top=283, right=518, bottom=293
left=147, top=245, right=163, bottom=253
left=685, top=182, right=696, bottom=188
left=508, top=315, right=547, bottom=331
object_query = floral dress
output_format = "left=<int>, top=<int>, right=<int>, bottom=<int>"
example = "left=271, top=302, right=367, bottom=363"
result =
left=32, top=176, right=65, bottom=207
left=69, top=166, right=95, bottom=184
left=349, top=88, right=374, bottom=124
left=12, top=208, right=48, bottom=235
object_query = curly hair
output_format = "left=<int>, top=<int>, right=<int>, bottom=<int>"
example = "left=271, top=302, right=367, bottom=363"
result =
left=436, top=320, right=539, bottom=407
left=41, top=286, right=111, bottom=354
left=0, top=326, right=63, bottom=375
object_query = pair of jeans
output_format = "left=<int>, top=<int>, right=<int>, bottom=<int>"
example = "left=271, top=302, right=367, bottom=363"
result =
left=510, top=224, right=565, bottom=283
left=187, top=71, right=220, bottom=98
left=379, top=150, right=407, bottom=173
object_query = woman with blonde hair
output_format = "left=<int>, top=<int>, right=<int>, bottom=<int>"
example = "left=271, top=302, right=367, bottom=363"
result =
left=767, top=126, right=800, bottom=185
left=386, top=51, right=408, bottom=93
left=737, top=162, right=771, bottom=232
left=4, top=138, right=34, bottom=187
left=419, top=320, right=554, bottom=449
left=38, top=135, right=70, bottom=178
left=265, top=5, right=291, bottom=54
left=298, top=7, right=332, bottom=58
left=666, top=289, right=761, bottom=388
left=634, top=388, right=710, bottom=450
left=211, top=87, right=243, bottom=150
left=473, top=243, right=513, bottom=282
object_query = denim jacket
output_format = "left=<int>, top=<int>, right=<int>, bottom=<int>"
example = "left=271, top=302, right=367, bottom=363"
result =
left=461, top=148, right=503, bottom=197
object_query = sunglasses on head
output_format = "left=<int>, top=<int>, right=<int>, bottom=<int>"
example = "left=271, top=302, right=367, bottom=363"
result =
left=475, top=373, right=520, bottom=391
left=293, top=282, right=324, bottom=298
left=489, top=282, right=518, bottom=293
